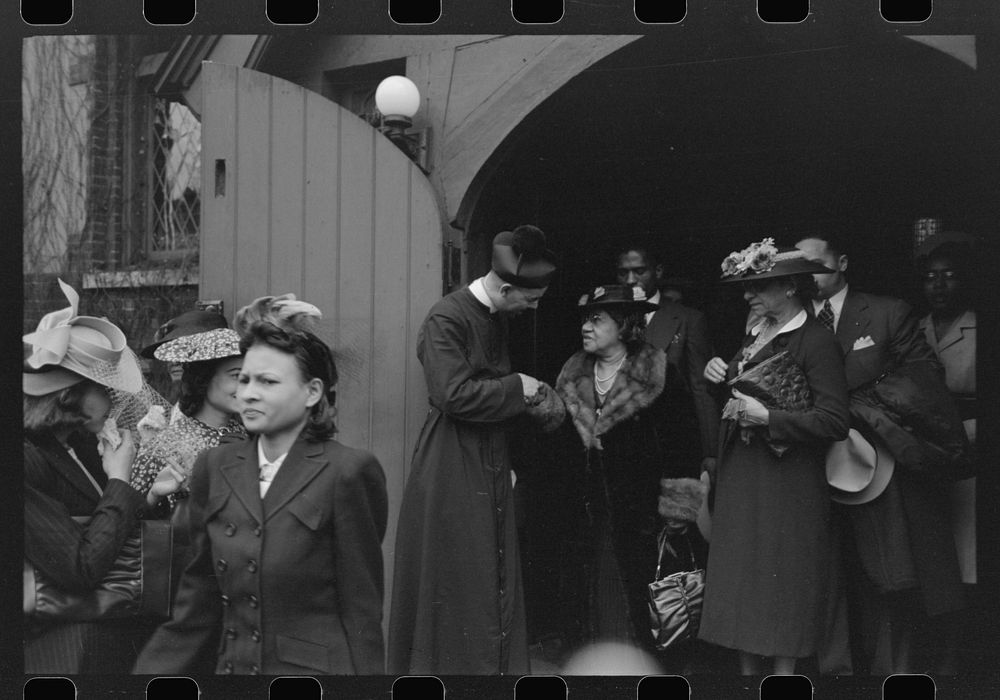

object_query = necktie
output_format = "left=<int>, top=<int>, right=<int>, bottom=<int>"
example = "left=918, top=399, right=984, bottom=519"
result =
left=817, top=299, right=835, bottom=332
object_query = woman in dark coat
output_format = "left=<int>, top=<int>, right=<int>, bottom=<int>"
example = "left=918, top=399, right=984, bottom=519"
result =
left=700, top=241, right=850, bottom=675
left=554, top=284, right=668, bottom=652
left=23, top=280, right=174, bottom=674
left=134, top=296, right=388, bottom=675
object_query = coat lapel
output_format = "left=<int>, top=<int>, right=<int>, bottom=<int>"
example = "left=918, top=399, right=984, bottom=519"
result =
left=32, top=435, right=102, bottom=502
left=646, top=305, right=680, bottom=353
left=556, top=345, right=666, bottom=449
left=935, top=310, right=975, bottom=352
left=261, top=438, right=329, bottom=522
left=219, top=437, right=265, bottom=524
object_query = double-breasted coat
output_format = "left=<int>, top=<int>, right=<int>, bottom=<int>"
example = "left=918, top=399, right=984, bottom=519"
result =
left=388, top=287, right=530, bottom=675
left=133, top=435, right=388, bottom=675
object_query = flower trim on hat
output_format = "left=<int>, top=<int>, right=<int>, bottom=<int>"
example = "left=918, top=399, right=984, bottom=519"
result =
left=720, top=238, right=815, bottom=279
left=153, top=328, right=242, bottom=363
left=721, top=237, right=779, bottom=278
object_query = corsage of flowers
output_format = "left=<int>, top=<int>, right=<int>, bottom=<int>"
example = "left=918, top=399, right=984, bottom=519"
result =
left=721, top=237, right=779, bottom=278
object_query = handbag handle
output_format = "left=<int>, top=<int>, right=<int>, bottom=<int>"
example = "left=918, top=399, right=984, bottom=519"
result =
left=655, top=526, right=697, bottom=579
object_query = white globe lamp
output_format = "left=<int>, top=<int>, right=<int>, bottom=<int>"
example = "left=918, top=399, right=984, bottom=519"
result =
left=375, top=75, right=421, bottom=127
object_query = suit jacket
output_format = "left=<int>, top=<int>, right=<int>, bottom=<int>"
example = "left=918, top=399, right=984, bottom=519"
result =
left=24, top=432, right=148, bottom=674
left=832, top=289, right=939, bottom=391
left=645, top=300, right=719, bottom=462
left=134, top=434, right=388, bottom=675
left=831, top=289, right=964, bottom=616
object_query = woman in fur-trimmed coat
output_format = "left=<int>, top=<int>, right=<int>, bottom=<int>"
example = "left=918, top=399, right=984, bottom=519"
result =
left=554, top=285, right=667, bottom=650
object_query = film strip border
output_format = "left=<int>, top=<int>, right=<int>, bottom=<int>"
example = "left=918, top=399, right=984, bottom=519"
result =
left=20, top=1, right=937, bottom=29
left=23, top=672, right=941, bottom=698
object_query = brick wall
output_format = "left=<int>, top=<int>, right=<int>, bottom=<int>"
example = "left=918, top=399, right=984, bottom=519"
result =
left=70, top=35, right=125, bottom=275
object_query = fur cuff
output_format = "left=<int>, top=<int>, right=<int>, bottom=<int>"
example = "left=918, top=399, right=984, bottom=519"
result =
left=524, top=382, right=566, bottom=432
left=658, top=477, right=708, bottom=522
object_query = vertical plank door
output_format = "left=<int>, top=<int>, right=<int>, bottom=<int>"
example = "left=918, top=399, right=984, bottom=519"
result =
left=200, top=63, right=442, bottom=661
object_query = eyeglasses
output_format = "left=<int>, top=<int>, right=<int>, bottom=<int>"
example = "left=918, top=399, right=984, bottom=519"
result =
left=741, top=280, right=774, bottom=293
left=922, top=270, right=958, bottom=282
left=581, top=312, right=610, bottom=326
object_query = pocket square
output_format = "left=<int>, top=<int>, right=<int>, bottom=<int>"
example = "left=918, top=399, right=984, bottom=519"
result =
left=852, top=335, right=875, bottom=350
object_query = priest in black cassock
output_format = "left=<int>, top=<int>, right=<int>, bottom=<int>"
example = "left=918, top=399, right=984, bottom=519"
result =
left=388, top=225, right=557, bottom=675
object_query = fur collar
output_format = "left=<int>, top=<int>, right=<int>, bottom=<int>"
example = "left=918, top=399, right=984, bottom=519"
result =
left=556, top=343, right=666, bottom=449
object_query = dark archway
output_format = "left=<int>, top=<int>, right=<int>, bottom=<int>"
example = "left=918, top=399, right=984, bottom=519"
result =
left=465, top=32, right=999, bottom=659
left=471, top=34, right=992, bottom=375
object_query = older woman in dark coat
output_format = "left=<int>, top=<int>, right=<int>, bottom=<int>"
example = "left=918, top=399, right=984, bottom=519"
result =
left=700, top=241, right=850, bottom=675
left=134, top=297, right=387, bottom=675
left=554, top=285, right=668, bottom=653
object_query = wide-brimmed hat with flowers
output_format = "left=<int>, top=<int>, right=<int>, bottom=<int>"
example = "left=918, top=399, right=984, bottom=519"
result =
left=578, top=284, right=659, bottom=313
left=23, top=279, right=144, bottom=396
left=719, top=238, right=835, bottom=283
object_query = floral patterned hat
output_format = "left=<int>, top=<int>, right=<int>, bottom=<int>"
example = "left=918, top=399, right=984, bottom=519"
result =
left=153, top=328, right=242, bottom=364
left=720, top=238, right=835, bottom=282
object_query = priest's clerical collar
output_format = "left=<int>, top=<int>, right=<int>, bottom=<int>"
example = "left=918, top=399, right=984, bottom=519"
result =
left=469, top=277, right=498, bottom=314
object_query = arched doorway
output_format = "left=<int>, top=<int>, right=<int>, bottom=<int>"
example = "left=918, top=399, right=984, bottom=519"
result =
left=460, top=32, right=996, bottom=657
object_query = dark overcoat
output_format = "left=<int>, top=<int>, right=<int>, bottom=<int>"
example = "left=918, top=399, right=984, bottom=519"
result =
left=645, top=300, right=720, bottom=475
left=554, top=343, right=667, bottom=649
left=24, top=432, right=151, bottom=674
left=833, top=290, right=964, bottom=616
left=133, top=434, right=388, bottom=675
left=388, top=287, right=530, bottom=675
left=698, top=313, right=850, bottom=658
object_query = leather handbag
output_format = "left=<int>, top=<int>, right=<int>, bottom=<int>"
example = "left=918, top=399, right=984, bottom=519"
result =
left=728, top=350, right=812, bottom=411
left=647, top=527, right=705, bottom=650
left=728, top=350, right=813, bottom=457
left=24, top=517, right=173, bottom=622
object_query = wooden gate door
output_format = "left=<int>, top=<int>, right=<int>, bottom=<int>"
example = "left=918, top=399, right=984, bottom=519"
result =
left=200, top=62, right=442, bottom=645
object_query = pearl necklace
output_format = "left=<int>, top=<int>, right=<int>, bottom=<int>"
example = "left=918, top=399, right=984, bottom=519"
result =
left=594, top=353, right=627, bottom=396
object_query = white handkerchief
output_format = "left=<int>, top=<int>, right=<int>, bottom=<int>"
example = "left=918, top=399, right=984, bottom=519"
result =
left=853, top=335, right=875, bottom=350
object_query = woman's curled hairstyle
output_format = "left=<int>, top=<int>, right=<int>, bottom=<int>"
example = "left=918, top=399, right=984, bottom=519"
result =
left=240, top=321, right=339, bottom=440
left=178, top=359, right=225, bottom=417
left=24, top=380, right=96, bottom=435
left=592, top=307, right=648, bottom=354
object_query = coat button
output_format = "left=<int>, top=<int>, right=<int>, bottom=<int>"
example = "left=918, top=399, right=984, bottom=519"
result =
left=251, top=628, right=261, bottom=643
left=224, top=522, right=237, bottom=536
left=225, top=628, right=237, bottom=639
left=247, top=594, right=259, bottom=609
left=247, top=559, right=258, bottom=573
left=220, top=594, right=230, bottom=606
left=253, top=526, right=262, bottom=537
left=217, top=559, right=228, bottom=572
left=223, top=661, right=233, bottom=674
left=250, top=664, right=260, bottom=675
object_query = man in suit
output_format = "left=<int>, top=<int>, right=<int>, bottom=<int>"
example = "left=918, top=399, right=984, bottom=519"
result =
left=616, top=246, right=719, bottom=479
left=796, top=234, right=965, bottom=675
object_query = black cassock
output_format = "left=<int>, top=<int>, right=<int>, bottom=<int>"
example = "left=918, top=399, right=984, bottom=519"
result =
left=388, top=286, right=530, bottom=674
